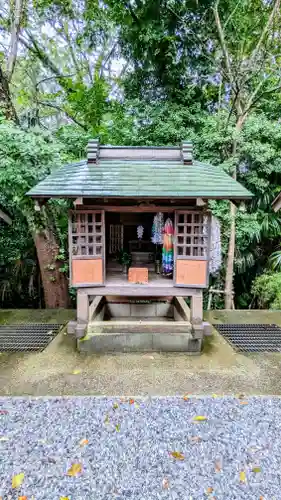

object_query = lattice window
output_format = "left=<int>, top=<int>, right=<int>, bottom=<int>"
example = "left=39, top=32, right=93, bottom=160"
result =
left=109, top=224, right=124, bottom=254
left=176, top=212, right=209, bottom=258
left=71, top=211, right=104, bottom=258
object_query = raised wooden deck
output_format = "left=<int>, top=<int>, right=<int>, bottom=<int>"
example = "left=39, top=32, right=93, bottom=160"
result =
left=77, top=271, right=202, bottom=297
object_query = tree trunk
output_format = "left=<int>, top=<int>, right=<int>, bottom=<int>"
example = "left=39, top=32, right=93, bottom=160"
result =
left=224, top=201, right=236, bottom=308
left=224, top=114, right=246, bottom=309
left=0, top=65, right=18, bottom=122
left=33, top=228, right=70, bottom=308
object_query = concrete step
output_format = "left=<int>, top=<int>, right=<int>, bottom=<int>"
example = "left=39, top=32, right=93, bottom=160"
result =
left=78, top=330, right=201, bottom=354
left=107, top=316, right=174, bottom=322
left=88, top=319, right=192, bottom=335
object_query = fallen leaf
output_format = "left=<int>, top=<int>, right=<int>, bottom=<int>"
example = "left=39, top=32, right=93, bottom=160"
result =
left=67, top=463, right=82, bottom=476
left=162, top=478, right=169, bottom=489
left=252, top=467, right=261, bottom=473
left=206, top=487, right=213, bottom=494
left=12, top=473, right=24, bottom=489
left=115, top=424, right=120, bottom=432
left=18, top=497, right=27, bottom=500
left=170, top=451, right=184, bottom=460
left=60, top=497, right=70, bottom=500
left=215, top=459, right=222, bottom=472
left=237, top=393, right=245, bottom=399
left=38, top=439, right=47, bottom=444
left=193, top=416, right=207, bottom=422
left=104, top=414, right=110, bottom=425
left=183, top=395, right=189, bottom=401
left=0, top=436, right=9, bottom=441
left=113, top=402, right=119, bottom=410
left=129, top=399, right=135, bottom=405
left=240, top=401, right=248, bottom=405
left=239, top=471, right=246, bottom=483
left=259, top=496, right=264, bottom=500
left=72, top=369, right=81, bottom=375
left=135, top=403, right=140, bottom=409
left=79, top=438, right=88, bottom=447
left=189, top=436, right=201, bottom=443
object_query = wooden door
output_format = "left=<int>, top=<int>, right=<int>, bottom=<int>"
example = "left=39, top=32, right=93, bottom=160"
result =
left=174, top=210, right=210, bottom=288
left=69, top=210, right=105, bottom=286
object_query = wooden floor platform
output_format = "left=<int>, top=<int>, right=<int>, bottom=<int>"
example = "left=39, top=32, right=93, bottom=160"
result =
left=77, top=270, right=199, bottom=297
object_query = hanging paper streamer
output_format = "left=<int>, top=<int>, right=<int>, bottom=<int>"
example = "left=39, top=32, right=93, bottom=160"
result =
left=162, top=217, right=174, bottom=275
left=151, top=212, right=164, bottom=244
left=137, top=225, right=144, bottom=240
left=209, top=216, right=222, bottom=274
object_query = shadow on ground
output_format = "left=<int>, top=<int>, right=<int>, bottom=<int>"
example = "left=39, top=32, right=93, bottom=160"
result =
left=0, top=309, right=281, bottom=396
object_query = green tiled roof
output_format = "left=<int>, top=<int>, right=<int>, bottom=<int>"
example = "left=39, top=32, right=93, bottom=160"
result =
left=27, top=159, right=252, bottom=199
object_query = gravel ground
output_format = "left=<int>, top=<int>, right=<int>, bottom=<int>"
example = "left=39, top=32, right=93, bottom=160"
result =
left=0, top=396, right=281, bottom=499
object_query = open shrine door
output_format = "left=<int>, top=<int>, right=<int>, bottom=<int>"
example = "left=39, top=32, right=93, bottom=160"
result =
left=174, top=211, right=210, bottom=288
left=69, top=210, right=105, bottom=286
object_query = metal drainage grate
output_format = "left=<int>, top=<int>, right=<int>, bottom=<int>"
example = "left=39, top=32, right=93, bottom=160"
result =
left=0, top=324, right=63, bottom=352
left=214, top=323, right=281, bottom=352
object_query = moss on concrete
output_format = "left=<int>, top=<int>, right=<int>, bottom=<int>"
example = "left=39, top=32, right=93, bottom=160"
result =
left=0, top=309, right=75, bottom=325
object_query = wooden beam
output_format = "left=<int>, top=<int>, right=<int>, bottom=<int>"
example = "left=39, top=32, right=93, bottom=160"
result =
left=89, top=295, right=103, bottom=321
left=76, top=285, right=203, bottom=297
left=0, top=209, right=12, bottom=225
left=174, top=296, right=191, bottom=321
left=74, top=205, right=199, bottom=213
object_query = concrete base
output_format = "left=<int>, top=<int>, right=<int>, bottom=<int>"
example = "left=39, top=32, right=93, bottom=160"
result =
left=75, top=296, right=205, bottom=354
left=78, top=330, right=201, bottom=354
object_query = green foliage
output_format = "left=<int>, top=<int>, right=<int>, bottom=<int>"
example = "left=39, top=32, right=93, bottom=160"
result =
left=252, top=272, right=281, bottom=309
left=0, top=120, right=71, bottom=306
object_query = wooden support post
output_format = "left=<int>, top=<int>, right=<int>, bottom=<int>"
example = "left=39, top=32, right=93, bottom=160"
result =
left=77, top=289, right=89, bottom=323
left=174, top=296, right=191, bottom=321
left=89, top=295, right=103, bottom=321
left=191, top=292, right=203, bottom=324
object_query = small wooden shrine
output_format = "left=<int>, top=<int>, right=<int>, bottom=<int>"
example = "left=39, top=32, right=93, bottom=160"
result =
left=28, top=140, right=251, bottom=353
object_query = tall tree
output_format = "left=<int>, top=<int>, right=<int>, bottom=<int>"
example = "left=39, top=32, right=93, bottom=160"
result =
left=211, top=0, right=281, bottom=307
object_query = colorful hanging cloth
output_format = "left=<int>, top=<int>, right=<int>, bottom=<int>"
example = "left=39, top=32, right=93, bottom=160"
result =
left=162, top=217, right=174, bottom=275
left=151, top=212, right=164, bottom=244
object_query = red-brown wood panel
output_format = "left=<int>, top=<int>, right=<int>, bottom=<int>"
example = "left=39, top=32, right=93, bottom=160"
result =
left=176, top=259, right=207, bottom=287
left=72, top=259, right=103, bottom=285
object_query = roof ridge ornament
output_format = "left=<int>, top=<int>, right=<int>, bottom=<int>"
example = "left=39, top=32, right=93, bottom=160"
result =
left=87, top=138, right=99, bottom=164
left=181, top=141, right=193, bottom=165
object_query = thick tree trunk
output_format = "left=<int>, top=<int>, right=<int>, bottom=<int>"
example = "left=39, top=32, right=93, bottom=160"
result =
left=33, top=228, right=70, bottom=308
left=224, top=114, right=246, bottom=309
left=0, top=65, right=18, bottom=122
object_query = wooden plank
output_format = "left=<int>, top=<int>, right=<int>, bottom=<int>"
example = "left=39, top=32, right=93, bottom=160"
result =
left=89, top=295, right=103, bottom=321
left=77, top=285, right=201, bottom=297
left=74, top=205, right=197, bottom=213
left=174, top=297, right=191, bottom=321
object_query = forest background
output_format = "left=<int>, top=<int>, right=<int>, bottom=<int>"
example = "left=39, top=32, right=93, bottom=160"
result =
left=1, top=0, right=281, bottom=310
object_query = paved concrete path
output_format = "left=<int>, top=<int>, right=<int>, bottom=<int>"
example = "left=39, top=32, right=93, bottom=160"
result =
left=0, top=396, right=280, bottom=499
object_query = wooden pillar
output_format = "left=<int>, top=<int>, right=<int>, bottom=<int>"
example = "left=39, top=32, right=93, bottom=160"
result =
left=77, top=289, right=89, bottom=324
left=190, top=291, right=203, bottom=324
